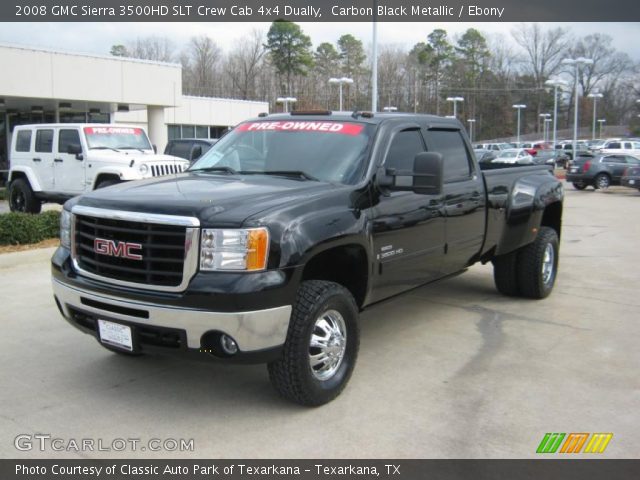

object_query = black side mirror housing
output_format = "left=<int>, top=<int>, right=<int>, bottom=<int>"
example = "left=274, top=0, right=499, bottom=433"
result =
left=412, top=152, right=443, bottom=195
left=192, top=145, right=203, bottom=160
left=153, top=144, right=158, bottom=153
left=67, top=143, right=82, bottom=155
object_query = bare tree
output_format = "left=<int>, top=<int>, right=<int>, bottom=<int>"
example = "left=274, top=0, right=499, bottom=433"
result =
left=185, top=35, right=222, bottom=95
left=127, top=36, right=175, bottom=62
left=225, top=29, right=266, bottom=100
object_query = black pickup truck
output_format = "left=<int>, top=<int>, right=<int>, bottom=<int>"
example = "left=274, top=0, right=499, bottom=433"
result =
left=52, top=112, right=563, bottom=406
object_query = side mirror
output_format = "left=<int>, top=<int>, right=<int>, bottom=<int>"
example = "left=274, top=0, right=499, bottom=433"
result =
left=192, top=145, right=203, bottom=160
left=67, top=143, right=82, bottom=155
left=412, top=152, right=443, bottom=195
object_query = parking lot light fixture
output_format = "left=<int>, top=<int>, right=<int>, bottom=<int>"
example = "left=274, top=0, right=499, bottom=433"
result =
left=512, top=104, right=526, bottom=145
left=545, top=78, right=568, bottom=148
left=276, top=96, right=297, bottom=113
left=382, top=106, right=398, bottom=112
left=328, top=77, right=353, bottom=111
left=467, top=119, right=476, bottom=143
left=446, top=96, right=464, bottom=117
left=562, top=57, right=593, bottom=159
left=597, top=118, right=606, bottom=138
left=588, top=92, right=603, bottom=140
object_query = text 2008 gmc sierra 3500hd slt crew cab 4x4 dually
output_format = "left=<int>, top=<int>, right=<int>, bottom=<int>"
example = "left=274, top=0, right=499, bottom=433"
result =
left=52, top=111, right=563, bottom=406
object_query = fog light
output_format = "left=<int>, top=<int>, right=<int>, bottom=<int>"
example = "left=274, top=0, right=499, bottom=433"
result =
left=220, top=335, right=238, bottom=355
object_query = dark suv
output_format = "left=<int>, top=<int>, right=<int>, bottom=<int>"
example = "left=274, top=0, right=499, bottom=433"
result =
left=566, top=154, right=640, bottom=190
left=164, top=138, right=218, bottom=162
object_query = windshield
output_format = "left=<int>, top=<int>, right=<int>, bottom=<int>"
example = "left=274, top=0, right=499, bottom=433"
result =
left=84, top=127, right=152, bottom=150
left=499, top=150, right=518, bottom=158
left=190, top=120, right=374, bottom=184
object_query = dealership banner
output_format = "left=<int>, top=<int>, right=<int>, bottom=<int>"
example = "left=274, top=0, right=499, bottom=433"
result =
left=2, top=0, right=640, bottom=22
left=3, top=459, right=640, bottom=479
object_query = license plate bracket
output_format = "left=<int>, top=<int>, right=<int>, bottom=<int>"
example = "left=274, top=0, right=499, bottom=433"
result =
left=97, top=319, right=133, bottom=351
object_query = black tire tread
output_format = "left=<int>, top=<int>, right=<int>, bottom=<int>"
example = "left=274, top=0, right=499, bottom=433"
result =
left=9, top=178, right=41, bottom=214
left=268, top=280, right=358, bottom=407
left=517, top=227, right=559, bottom=299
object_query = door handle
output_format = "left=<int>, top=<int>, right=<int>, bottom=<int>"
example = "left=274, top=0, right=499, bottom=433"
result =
left=54, top=158, right=64, bottom=163
left=32, top=158, right=41, bottom=162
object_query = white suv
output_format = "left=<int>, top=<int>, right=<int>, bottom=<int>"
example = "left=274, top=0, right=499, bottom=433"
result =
left=8, top=124, right=189, bottom=213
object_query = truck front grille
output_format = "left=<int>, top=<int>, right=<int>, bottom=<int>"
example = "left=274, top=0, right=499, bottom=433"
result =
left=74, top=215, right=187, bottom=287
left=151, top=163, right=185, bottom=177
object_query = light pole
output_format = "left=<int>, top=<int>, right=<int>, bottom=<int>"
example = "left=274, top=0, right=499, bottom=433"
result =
left=446, top=96, right=464, bottom=117
left=382, top=106, right=398, bottom=112
left=562, top=57, right=594, bottom=159
left=276, top=96, right=297, bottom=113
left=371, top=5, right=378, bottom=112
left=467, top=119, right=476, bottom=143
left=587, top=92, right=603, bottom=139
left=512, top=104, right=526, bottom=145
left=597, top=118, right=606, bottom=138
left=544, top=118, right=553, bottom=143
left=539, top=113, right=551, bottom=140
left=545, top=78, right=568, bottom=148
left=328, top=77, right=354, bottom=111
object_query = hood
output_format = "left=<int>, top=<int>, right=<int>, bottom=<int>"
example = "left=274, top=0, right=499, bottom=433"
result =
left=71, top=173, right=341, bottom=227
left=87, top=150, right=188, bottom=164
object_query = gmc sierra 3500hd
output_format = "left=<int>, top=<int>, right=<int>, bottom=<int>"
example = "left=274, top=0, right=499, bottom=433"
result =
left=52, top=111, right=563, bottom=406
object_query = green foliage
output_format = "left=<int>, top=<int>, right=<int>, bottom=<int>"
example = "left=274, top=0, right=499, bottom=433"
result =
left=109, top=44, right=129, bottom=57
left=314, top=42, right=340, bottom=78
left=0, top=211, right=60, bottom=245
left=337, top=34, right=366, bottom=77
left=265, top=20, right=313, bottom=94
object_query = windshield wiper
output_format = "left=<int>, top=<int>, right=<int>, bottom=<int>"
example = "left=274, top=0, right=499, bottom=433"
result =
left=188, top=166, right=238, bottom=175
left=90, top=146, right=120, bottom=152
left=117, top=147, right=146, bottom=153
left=243, top=170, right=320, bottom=181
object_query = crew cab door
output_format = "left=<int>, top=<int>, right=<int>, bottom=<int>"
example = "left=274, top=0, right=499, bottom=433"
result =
left=370, top=127, right=445, bottom=302
left=33, top=128, right=55, bottom=191
left=423, top=128, right=486, bottom=273
left=54, top=128, right=86, bottom=194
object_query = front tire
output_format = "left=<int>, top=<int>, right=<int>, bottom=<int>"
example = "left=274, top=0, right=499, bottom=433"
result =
left=268, top=280, right=359, bottom=406
left=517, top=227, right=559, bottom=299
left=96, top=179, right=119, bottom=189
left=572, top=182, right=587, bottom=190
left=8, top=178, right=41, bottom=213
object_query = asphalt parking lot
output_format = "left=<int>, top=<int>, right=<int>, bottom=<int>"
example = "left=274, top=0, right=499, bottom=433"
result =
left=1, top=186, right=639, bottom=459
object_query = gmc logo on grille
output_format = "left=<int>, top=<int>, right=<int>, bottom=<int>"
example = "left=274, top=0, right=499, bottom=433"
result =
left=94, top=238, right=143, bottom=260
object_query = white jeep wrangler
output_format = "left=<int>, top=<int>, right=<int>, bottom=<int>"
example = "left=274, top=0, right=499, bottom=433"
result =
left=7, top=124, right=189, bottom=213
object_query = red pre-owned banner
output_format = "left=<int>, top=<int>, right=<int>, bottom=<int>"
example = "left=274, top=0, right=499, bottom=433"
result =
left=235, top=121, right=365, bottom=135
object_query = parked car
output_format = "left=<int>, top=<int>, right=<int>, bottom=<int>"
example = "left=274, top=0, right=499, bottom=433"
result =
left=52, top=111, right=563, bottom=406
left=474, top=148, right=497, bottom=167
left=556, top=141, right=590, bottom=160
left=474, top=142, right=512, bottom=151
left=7, top=124, right=189, bottom=213
left=587, top=139, right=606, bottom=151
left=599, top=139, right=640, bottom=157
left=565, top=153, right=640, bottom=190
left=492, top=148, right=534, bottom=165
left=164, top=138, right=218, bottom=163
left=520, top=141, right=552, bottom=151
left=533, top=150, right=570, bottom=168
left=621, top=165, right=640, bottom=191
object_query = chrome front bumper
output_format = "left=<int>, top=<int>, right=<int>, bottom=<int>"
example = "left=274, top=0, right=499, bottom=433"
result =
left=52, top=279, right=292, bottom=352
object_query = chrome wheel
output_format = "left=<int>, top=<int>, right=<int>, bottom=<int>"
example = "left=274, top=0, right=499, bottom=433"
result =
left=10, top=189, right=26, bottom=212
left=596, top=174, right=610, bottom=190
left=542, top=243, right=555, bottom=286
left=309, top=309, right=347, bottom=381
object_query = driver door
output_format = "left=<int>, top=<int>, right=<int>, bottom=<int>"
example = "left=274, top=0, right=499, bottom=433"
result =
left=54, top=128, right=86, bottom=194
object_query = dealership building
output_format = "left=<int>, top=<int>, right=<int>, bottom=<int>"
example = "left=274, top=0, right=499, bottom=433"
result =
left=0, top=42, right=268, bottom=170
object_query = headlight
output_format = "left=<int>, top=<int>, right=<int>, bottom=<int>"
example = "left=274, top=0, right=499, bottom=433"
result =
left=60, top=210, right=72, bottom=249
left=138, top=163, right=149, bottom=175
left=200, top=228, right=269, bottom=271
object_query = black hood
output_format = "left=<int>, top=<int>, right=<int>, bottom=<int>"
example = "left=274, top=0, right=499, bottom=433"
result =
left=71, top=173, right=341, bottom=227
